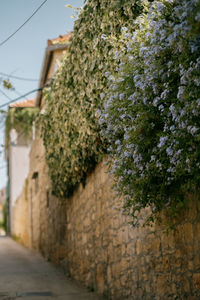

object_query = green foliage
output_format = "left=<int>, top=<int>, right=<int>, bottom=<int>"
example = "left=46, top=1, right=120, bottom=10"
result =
left=0, top=202, right=7, bottom=233
left=5, top=107, right=38, bottom=149
left=65, top=4, right=82, bottom=19
left=41, top=0, right=148, bottom=198
left=0, top=76, right=14, bottom=90
left=3, top=79, right=13, bottom=90
left=101, top=0, right=200, bottom=226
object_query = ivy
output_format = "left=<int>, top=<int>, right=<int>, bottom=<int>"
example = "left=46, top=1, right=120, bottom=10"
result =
left=101, top=0, right=200, bottom=226
left=41, top=0, right=148, bottom=198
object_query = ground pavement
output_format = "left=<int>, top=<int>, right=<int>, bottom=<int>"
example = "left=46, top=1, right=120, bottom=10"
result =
left=0, top=237, right=105, bottom=300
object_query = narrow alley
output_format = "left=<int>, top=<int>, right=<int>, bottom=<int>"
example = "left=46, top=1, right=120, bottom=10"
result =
left=0, top=237, right=105, bottom=300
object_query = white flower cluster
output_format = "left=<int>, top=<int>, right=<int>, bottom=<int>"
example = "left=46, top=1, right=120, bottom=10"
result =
left=100, top=0, right=200, bottom=222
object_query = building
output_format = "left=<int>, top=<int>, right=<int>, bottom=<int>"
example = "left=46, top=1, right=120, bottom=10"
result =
left=8, top=34, right=70, bottom=246
left=7, top=33, right=200, bottom=299
left=29, top=34, right=70, bottom=249
left=5, top=99, right=36, bottom=235
left=36, top=34, right=71, bottom=108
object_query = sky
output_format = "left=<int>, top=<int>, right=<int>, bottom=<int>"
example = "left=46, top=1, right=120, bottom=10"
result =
left=0, top=0, right=84, bottom=189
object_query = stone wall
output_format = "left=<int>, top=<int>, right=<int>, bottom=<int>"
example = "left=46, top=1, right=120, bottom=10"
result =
left=55, top=163, right=200, bottom=300
left=12, top=178, right=30, bottom=248
left=12, top=129, right=200, bottom=299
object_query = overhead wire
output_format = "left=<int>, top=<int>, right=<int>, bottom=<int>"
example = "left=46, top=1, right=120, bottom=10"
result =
left=0, top=88, right=12, bottom=101
left=0, top=84, right=48, bottom=109
left=0, top=0, right=49, bottom=174
left=0, top=72, right=38, bottom=82
left=12, top=89, right=29, bottom=101
left=0, top=0, right=49, bottom=47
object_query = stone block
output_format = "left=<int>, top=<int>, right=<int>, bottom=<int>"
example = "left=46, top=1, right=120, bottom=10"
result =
left=113, top=279, right=121, bottom=291
left=107, top=243, right=113, bottom=263
left=156, top=275, right=168, bottom=296
left=193, top=223, right=200, bottom=243
left=120, top=274, right=127, bottom=287
left=128, top=227, right=138, bottom=241
left=187, top=203, right=197, bottom=221
left=126, top=243, right=135, bottom=256
left=162, top=255, right=170, bottom=270
left=112, top=262, right=121, bottom=279
left=107, top=265, right=112, bottom=284
left=183, top=223, right=193, bottom=243
left=193, top=251, right=200, bottom=270
left=113, top=246, right=121, bottom=263
left=143, top=237, right=153, bottom=254
left=136, top=239, right=143, bottom=255
left=113, top=233, right=121, bottom=247
left=167, top=232, right=175, bottom=250
left=193, top=273, right=200, bottom=290
left=120, top=227, right=129, bottom=244
left=151, top=238, right=161, bottom=256
left=121, top=244, right=126, bottom=256
left=120, top=257, right=129, bottom=272
left=183, top=276, right=191, bottom=293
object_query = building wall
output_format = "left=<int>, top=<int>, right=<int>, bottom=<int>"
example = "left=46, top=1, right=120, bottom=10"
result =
left=9, top=144, right=31, bottom=233
left=12, top=178, right=30, bottom=247
left=9, top=145, right=31, bottom=205
left=47, top=49, right=65, bottom=80
left=51, top=165, right=200, bottom=300
left=12, top=127, right=200, bottom=299
left=40, top=48, right=66, bottom=108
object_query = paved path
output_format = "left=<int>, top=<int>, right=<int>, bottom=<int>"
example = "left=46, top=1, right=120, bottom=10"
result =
left=0, top=237, right=105, bottom=300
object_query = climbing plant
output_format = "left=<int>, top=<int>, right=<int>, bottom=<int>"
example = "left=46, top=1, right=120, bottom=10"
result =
left=100, top=0, right=200, bottom=226
left=41, top=0, right=149, bottom=198
left=5, top=107, right=38, bottom=149
left=0, top=202, right=7, bottom=233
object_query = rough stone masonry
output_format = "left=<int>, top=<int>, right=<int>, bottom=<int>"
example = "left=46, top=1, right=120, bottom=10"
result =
left=12, top=130, right=200, bottom=299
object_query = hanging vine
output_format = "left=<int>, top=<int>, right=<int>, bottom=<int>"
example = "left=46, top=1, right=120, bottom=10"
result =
left=41, top=0, right=148, bottom=198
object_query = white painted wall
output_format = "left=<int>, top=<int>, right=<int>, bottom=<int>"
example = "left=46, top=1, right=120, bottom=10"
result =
left=9, top=145, right=31, bottom=207
left=9, top=130, right=31, bottom=234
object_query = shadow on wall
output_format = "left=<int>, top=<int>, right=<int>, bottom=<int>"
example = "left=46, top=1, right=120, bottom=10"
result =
left=0, top=202, right=7, bottom=236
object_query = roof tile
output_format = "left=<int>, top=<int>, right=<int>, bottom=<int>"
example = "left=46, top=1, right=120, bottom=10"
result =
left=48, top=33, right=71, bottom=46
left=10, top=98, right=35, bottom=108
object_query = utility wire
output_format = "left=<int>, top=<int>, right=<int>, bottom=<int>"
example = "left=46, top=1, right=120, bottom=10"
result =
left=0, top=72, right=38, bottom=82
left=0, top=84, right=36, bottom=102
left=0, top=89, right=12, bottom=101
left=0, top=85, right=47, bottom=109
left=0, top=0, right=49, bottom=47
left=13, top=89, right=29, bottom=101
left=0, top=88, right=29, bottom=109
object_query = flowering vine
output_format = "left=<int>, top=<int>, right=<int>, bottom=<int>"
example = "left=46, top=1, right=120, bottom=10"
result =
left=101, top=0, right=200, bottom=226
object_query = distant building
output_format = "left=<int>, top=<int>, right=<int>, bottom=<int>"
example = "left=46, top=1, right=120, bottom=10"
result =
left=0, top=186, right=6, bottom=204
left=5, top=99, right=36, bottom=234
left=36, top=33, right=71, bottom=108
left=29, top=33, right=70, bottom=249
left=7, top=34, right=70, bottom=245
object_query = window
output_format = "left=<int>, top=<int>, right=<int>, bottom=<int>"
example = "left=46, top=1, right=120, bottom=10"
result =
left=32, top=172, right=39, bottom=194
left=46, top=190, right=50, bottom=208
